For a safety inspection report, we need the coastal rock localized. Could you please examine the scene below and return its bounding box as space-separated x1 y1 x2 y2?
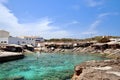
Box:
72 59 120 80
34 42 120 59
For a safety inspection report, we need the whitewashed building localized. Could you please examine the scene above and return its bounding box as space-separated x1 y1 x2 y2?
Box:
19 36 44 46
8 36 24 45
0 30 44 47
0 30 24 44
0 30 9 38
0 30 10 44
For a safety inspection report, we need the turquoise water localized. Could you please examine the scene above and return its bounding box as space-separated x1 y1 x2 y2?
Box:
0 53 107 80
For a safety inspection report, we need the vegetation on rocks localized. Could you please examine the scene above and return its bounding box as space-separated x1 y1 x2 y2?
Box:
97 37 110 43
45 38 79 42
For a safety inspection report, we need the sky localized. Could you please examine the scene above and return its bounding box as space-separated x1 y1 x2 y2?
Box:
0 0 120 39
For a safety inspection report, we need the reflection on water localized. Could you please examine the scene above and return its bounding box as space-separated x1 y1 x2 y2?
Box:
0 53 107 80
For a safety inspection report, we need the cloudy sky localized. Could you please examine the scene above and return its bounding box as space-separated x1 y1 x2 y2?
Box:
0 0 120 39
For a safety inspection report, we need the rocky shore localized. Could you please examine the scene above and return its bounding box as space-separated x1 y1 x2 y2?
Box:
39 46 120 59
37 42 120 80
30 41 119 60
0 52 24 63
0 44 25 63
72 59 120 80
1 42 120 80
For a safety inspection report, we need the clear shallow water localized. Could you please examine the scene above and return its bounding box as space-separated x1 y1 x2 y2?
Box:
0 53 107 80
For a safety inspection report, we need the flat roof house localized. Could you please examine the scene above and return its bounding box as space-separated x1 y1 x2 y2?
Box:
0 30 44 47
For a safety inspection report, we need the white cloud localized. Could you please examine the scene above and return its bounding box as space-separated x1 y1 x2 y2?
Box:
71 21 80 24
62 20 80 28
0 3 70 39
21 18 70 38
90 20 101 30
0 3 27 35
82 20 100 35
82 12 119 36
98 13 111 18
98 12 119 18
85 0 105 7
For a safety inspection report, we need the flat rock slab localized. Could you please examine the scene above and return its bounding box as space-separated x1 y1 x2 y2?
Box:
0 52 24 63
72 59 120 80
0 52 23 57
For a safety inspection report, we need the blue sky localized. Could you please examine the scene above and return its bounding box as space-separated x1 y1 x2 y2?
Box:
0 0 120 39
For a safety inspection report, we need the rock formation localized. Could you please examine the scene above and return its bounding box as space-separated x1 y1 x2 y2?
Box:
72 59 120 80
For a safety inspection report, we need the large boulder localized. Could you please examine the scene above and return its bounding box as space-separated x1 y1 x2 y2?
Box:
72 59 120 80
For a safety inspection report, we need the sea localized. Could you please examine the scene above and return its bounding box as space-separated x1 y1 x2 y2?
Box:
0 53 107 80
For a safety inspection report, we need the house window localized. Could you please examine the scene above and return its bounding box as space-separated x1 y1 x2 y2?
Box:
18 41 20 45
22 41 25 44
0 41 7 43
4 41 7 43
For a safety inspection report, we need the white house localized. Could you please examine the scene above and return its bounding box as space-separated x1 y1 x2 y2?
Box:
8 36 24 45
19 36 44 46
0 30 44 47
0 30 9 44
0 30 9 38
0 30 23 44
